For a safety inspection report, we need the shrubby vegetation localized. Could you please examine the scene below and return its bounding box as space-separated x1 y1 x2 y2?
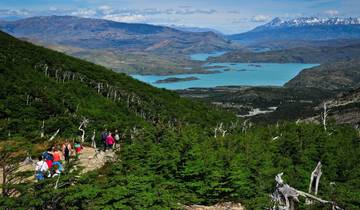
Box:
1 123 359 209
0 32 359 209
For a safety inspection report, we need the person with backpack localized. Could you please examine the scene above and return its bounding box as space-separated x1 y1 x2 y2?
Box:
106 132 115 150
35 155 49 181
62 140 72 163
114 129 120 149
100 128 108 151
42 148 54 169
74 141 83 160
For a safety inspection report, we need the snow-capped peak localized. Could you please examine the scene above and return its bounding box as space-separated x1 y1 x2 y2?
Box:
255 17 360 31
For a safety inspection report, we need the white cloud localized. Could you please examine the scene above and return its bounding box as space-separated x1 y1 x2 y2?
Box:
324 10 339 16
251 15 271 22
0 9 30 17
98 5 113 15
71 9 97 17
103 14 146 23
49 7 58 11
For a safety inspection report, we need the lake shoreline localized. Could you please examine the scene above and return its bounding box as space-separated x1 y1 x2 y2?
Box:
131 51 319 90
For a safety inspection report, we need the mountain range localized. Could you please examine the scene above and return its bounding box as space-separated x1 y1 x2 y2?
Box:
0 15 233 54
228 17 360 44
0 15 239 75
168 25 223 35
255 17 360 30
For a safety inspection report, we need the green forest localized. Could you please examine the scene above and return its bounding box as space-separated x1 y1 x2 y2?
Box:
0 31 359 209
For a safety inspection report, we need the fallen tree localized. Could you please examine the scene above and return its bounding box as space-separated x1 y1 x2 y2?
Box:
271 169 343 210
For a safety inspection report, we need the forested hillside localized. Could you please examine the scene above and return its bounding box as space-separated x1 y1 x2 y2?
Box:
285 59 360 90
0 31 359 209
0 30 234 139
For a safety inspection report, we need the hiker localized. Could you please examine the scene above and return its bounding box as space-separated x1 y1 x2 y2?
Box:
106 132 115 150
53 147 62 163
42 148 54 169
114 129 120 149
35 155 49 181
51 161 64 177
100 128 108 151
74 141 83 160
62 140 72 163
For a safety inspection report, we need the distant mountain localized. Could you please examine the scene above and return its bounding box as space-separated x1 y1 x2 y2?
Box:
169 25 223 35
285 59 360 90
209 44 360 63
255 17 360 30
228 17 360 44
0 15 233 54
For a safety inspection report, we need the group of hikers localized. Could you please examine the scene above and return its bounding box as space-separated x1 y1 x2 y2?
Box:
34 128 121 181
100 129 121 151
35 140 83 181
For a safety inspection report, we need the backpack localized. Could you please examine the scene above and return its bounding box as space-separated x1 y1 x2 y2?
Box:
43 152 53 161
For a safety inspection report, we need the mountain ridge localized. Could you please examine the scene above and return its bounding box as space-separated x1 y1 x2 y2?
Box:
228 16 360 44
255 17 360 31
0 15 234 54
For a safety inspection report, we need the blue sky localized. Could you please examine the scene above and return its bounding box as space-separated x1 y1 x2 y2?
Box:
0 0 359 33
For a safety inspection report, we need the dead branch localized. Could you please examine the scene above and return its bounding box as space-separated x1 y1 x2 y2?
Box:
49 129 60 141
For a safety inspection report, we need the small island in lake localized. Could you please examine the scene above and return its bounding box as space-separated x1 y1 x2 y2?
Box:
155 76 199 84
248 64 262 67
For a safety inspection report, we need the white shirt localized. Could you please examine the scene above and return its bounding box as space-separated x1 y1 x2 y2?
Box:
35 160 49 172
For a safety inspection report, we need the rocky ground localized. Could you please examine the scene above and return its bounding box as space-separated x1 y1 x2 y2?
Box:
184 202 244 210
0 147 116 189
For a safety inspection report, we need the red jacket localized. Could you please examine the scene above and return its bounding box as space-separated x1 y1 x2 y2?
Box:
106 135 115 145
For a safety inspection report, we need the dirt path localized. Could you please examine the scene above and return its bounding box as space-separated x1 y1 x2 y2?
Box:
0 147 116 188
184 202 244 210
76 147 116 173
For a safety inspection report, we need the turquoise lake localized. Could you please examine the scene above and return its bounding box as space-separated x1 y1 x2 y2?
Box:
131 52 318 90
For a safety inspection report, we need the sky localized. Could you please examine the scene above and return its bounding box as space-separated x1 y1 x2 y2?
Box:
0 0 359 34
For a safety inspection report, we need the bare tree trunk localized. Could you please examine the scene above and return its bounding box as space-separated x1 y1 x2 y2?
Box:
78 118 89 143
271 172 342 210
26 94 30 106
308 162 322 195
322 103 330 131
49 129 60 141
44 65 48 77
214 123 227 138
91 129 96 149
40 120 45 138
